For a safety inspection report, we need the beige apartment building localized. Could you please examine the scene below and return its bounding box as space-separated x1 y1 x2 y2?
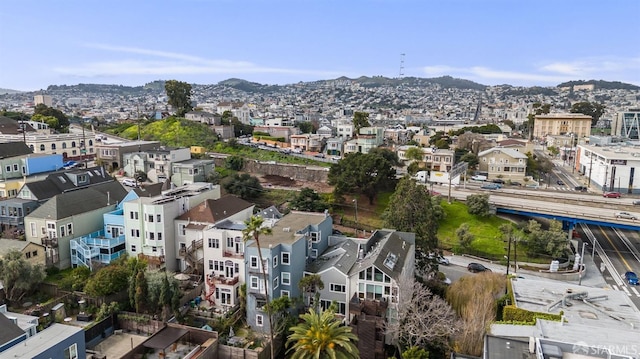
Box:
533 113 592 140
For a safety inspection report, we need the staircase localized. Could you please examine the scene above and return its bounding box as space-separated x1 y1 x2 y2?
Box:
181 239 203 274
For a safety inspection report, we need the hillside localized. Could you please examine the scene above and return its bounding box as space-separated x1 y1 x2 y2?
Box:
557 80 640 90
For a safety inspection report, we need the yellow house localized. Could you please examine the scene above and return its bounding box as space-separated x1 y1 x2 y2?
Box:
190 146 206 155
533 113 592 140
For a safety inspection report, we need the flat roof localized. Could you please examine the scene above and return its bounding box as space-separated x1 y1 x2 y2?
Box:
249 212 328 248
507 277 640 347
1 323 83 358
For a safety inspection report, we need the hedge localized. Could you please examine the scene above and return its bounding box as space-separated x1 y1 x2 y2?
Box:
502 305 563 324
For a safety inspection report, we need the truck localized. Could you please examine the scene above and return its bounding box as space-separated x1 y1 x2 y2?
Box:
413 171 429 183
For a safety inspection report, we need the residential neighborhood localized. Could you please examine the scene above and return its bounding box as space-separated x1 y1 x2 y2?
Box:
0 77 639 359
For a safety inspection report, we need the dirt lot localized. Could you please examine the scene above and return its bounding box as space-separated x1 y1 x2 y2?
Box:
257 174 333 193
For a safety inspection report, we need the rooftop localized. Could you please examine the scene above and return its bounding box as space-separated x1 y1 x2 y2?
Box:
1 323 83 358
248 211 328 248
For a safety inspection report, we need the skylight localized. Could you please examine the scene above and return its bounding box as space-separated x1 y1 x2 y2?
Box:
383 252 398 270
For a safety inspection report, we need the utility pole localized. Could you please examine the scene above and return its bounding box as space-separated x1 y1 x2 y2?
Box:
352 198 358 237
505 236 512 276
587 150 594 188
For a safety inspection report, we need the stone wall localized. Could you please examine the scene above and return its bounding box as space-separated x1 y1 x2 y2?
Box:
243 160 328 182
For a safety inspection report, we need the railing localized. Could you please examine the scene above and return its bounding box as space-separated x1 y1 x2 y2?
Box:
137 253 165 267
41 236 58 247
213 275 239 286
223 251 243 259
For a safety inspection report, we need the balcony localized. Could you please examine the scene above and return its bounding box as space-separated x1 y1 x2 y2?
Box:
223 251 243 259
212 275 239 286
41 236 58 247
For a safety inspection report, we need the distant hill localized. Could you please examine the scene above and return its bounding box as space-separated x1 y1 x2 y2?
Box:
557 80 640 90
47 83 146 94
328 75 487 90
0 88 22 95
217 78 284 93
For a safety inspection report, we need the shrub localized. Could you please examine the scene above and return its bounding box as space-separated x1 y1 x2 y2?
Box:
502 305 562 323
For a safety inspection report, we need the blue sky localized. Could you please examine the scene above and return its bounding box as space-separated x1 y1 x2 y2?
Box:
1 0 639 91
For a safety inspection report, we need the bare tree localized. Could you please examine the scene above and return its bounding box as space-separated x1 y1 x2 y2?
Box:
386 274 459 351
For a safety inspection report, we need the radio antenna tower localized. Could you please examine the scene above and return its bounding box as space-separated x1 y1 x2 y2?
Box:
399 53 405 79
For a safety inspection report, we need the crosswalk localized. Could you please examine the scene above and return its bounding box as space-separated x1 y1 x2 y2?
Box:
611 284 640 297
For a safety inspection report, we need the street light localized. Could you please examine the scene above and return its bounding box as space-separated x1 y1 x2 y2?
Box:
352 198 358 237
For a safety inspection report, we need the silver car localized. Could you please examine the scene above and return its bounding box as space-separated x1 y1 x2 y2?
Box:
615 211 637 220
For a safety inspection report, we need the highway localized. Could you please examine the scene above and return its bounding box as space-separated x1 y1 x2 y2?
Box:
581 224 640 307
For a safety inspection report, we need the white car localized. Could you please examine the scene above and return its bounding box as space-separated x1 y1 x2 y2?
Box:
122 178 138 187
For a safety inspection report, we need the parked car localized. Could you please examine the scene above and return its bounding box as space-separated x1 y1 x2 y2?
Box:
615 211 637 220
603 191 621 198
509 181 522 186
467 262 491 273
314 153 325 158
492 179 505 184
633 200 640 206
471 175 487 181
122 178 138 187
556 180 565 185
481 183 500 190
428 253 450 265
625 271 638 285
62 161 79 170
574 186 588 192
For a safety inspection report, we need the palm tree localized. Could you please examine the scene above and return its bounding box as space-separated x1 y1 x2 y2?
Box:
242 215 275 359
287 308 359 359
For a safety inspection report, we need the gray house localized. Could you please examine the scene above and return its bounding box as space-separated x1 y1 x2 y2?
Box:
171 158 215 186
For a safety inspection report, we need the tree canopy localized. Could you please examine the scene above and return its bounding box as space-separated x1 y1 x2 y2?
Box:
382 177 443 273
570 101 606 126
33 104 69 131
0 249 46 302
290 187 327 212
222 173 263 200
328 152 397 204
164 80 193 117
352 111 370 136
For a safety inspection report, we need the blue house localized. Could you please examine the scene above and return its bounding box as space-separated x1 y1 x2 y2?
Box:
245 211 332 332
70 190 140 270
1 323 86 359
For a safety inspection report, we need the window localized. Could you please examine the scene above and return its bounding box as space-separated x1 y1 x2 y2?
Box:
273 255 278 268
330 283 346 293
157 232 162 241
67 223 73 235
40 144 45 151
180 224 186 235
157 214 161 222
131 245 137 252
5 165 10 172
130 211 138 219
60 225 66 237
310 231 319 242
64 343 78 359
152 246 157 252
235 263 239 273
250 276 259 289
148 214 154 222
131 229 139 237
281 290 290 298
12 164 18 171
208 238 219 248
148 232 155 240
281 272 290 285
273 277 279 289
256 314 264 327
209 260 214 270
227 237 234 248
282 252 290 265
30 222 36 237
250 256 258 268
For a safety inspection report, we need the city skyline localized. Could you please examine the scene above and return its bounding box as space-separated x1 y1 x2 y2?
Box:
1 0 639 92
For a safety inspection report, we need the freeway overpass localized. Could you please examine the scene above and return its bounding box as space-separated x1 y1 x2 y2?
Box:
447 186 640 231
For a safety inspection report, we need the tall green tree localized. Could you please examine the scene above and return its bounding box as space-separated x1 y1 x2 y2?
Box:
404 146 424 170
223 173 263 199
242 216 275 359
570 101 606 126
33 104 69 131
296 121 315 134
352 111 370 136
456 223 474 249
164 80 193 117
287 308 359 359
466 194 490 216
0 249 46 302
84 264 130 297
381 177 443 273
298 274 324 313
328 152 397 204
290 188 327 212
134 270 148 314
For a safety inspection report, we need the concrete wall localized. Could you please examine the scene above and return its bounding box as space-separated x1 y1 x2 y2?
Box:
211 157 328 183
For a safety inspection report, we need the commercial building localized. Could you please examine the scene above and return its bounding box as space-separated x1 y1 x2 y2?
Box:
533 113 592 140
612 108 640 140
577 142 640 194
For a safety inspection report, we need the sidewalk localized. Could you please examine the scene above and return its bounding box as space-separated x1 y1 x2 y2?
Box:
444 250 609 289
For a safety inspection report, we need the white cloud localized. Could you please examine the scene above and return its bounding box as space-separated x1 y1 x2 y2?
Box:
55 43 343 79
421 56 640 86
